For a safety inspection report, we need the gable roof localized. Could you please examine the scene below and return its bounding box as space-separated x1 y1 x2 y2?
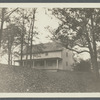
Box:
23 42 64 54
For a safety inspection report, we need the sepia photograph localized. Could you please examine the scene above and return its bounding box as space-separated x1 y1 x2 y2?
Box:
0 3 100 96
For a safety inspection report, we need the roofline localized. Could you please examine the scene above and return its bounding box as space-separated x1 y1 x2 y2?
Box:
14 57 62 62
23 49 63 55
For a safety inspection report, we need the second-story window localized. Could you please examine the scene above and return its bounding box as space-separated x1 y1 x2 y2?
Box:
66 52 68 57
66 62 68 66
45 52 48 56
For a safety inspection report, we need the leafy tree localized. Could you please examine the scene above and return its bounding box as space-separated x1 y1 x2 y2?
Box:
0 8 18 50
73 59 91 72
12 8 38 67
51 8 100 79
13 8 29 66
2 24 21 65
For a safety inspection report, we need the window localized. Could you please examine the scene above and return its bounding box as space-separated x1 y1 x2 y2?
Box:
47 60 55 66
40 61 44 66
66 62 68 66
37 54 41 57
48 62 52 66
66 52 68 57
33 54 41 57
45 52 48 56
33 54 37 57
34 61 37 66
34 61 44 66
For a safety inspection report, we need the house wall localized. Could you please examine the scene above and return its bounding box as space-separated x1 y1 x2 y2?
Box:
61 48 74 70
14 48 74 71
22 51 62 60
67 49 74 70
58 59 62 69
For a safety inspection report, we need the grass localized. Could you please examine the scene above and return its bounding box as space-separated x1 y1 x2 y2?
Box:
0 64 100 92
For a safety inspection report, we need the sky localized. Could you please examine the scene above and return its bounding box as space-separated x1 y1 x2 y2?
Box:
34 8 60 44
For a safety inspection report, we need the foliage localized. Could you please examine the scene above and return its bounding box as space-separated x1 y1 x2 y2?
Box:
51 8 100 51
2 24 22 65
1 8 38 65
73 60 91 72
0 8 18 48
51 8 100 78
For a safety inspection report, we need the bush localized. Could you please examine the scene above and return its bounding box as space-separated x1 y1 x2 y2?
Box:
73 60 91 72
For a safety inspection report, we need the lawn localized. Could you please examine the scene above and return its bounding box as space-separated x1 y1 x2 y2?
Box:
0 64 100 92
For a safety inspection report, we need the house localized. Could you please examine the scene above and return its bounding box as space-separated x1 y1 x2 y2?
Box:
14 42 74 71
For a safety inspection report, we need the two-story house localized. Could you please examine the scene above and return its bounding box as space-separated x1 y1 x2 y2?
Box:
14 42 74 71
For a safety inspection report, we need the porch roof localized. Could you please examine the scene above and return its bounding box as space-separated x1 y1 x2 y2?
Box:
15 57 62 62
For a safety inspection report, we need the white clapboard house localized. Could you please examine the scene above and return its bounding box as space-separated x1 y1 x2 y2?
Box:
14 42 74 71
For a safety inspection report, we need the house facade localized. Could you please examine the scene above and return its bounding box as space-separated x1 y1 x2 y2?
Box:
14 42 74 71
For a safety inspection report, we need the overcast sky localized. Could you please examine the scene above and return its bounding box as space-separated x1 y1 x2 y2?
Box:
23 8 60 44
34 8 60 43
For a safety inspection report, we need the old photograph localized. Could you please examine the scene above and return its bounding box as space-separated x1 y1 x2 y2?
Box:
0 3 100 94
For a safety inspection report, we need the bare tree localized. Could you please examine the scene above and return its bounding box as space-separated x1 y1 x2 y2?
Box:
30 8 37 67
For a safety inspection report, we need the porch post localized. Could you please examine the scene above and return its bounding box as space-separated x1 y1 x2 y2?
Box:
56 59 58 69
22 61 24 66
14 61 15 65
33 60 34 68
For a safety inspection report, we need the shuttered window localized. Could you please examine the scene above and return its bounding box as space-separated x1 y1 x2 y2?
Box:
66 62 68 66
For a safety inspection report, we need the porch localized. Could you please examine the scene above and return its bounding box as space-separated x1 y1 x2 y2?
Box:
15 58 62 70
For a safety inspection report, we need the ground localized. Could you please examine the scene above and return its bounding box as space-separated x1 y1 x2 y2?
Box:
0 64 100 92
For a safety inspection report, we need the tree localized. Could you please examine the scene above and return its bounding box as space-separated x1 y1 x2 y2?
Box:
0 8 5 49
2 24 21 65
51 8 100 79
13 8 29 66
0 8 18 50
0 8 39 66
22 8 38 67
29 8 37 67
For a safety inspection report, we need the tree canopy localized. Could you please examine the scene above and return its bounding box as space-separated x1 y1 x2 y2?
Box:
51 8 100 78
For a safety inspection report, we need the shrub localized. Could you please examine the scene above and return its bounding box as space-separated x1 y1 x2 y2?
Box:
73 60 91 72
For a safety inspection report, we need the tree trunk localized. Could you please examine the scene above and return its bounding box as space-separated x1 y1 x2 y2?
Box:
26 20 31 67
90 12 99 79
0 8 5 60
20 12 25 66
20 33 23 66
26 36 30 67
26 40 29 66
30 34 33 67
90 54 99 79
0 8 5 49
8 49 11 66
30 9 36 67
8 34 11 66
10 52 12 65
8 42 12 66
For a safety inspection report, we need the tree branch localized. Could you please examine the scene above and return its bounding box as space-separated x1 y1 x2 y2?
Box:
4 8 18 21
53 13 66 23
74 43 88 48
66 46 90 54
55 41 90 54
